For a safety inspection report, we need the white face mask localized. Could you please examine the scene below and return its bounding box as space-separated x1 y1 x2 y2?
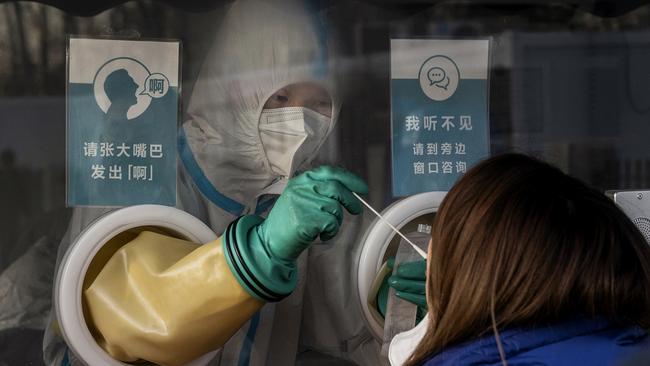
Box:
259 106 331 178
388 314 429 366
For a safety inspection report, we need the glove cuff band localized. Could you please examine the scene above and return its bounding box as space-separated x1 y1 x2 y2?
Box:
223 215 295 302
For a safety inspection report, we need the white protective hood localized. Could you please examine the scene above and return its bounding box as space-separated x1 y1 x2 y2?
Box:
182 0 340 210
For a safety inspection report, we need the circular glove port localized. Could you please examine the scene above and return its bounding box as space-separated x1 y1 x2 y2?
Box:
55 205 218 366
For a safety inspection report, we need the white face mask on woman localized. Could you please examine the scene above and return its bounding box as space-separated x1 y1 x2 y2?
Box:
259 106 331 178
389 314 429 366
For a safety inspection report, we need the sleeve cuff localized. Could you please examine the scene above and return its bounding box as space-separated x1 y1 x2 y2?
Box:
222 215 297 302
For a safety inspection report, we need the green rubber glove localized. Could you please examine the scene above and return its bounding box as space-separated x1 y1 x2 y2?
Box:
377 258 428 319
223 166 368 302
389 258 427 310
256 166 369 261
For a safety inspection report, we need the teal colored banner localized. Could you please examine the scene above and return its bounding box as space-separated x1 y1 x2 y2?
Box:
391 39 490 197
67 38 179 206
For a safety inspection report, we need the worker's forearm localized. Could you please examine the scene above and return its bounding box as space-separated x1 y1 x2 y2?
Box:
83 231 263 366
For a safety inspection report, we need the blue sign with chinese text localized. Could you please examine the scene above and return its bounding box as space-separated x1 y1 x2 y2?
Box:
67 38 180 206
391 39 490 196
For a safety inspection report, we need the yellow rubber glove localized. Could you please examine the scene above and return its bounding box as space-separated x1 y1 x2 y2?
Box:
83 231 262 366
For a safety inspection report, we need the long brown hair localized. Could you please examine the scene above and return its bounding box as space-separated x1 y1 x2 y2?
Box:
406 153 650 366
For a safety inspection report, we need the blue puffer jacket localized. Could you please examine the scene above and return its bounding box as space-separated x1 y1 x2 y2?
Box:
423 318 650 365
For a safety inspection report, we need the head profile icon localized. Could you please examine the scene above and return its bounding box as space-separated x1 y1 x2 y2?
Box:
104 68 139 121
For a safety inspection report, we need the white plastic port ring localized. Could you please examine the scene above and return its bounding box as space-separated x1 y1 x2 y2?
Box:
355 192 446 341
54 205 219 366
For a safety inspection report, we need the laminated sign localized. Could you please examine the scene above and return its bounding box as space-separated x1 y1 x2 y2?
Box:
67 37 180 206
391 39 490 196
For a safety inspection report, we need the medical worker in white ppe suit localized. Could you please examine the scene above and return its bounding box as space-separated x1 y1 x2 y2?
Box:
41 0 383 365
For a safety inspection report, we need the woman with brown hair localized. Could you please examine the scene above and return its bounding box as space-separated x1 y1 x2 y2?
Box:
390 153 650 366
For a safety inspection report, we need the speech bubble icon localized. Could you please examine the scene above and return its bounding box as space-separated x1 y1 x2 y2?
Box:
435 76 450 90
427 67 446 86
139 72 170 98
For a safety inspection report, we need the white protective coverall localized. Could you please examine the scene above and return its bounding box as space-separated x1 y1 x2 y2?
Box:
38 0 381 365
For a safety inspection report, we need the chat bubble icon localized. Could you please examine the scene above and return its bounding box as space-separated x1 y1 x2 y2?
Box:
427 67 446 86
435 75 450 90
418 55 459 101
140 72 170 98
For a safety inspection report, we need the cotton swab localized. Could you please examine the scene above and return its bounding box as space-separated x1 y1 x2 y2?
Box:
352 192 428 259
